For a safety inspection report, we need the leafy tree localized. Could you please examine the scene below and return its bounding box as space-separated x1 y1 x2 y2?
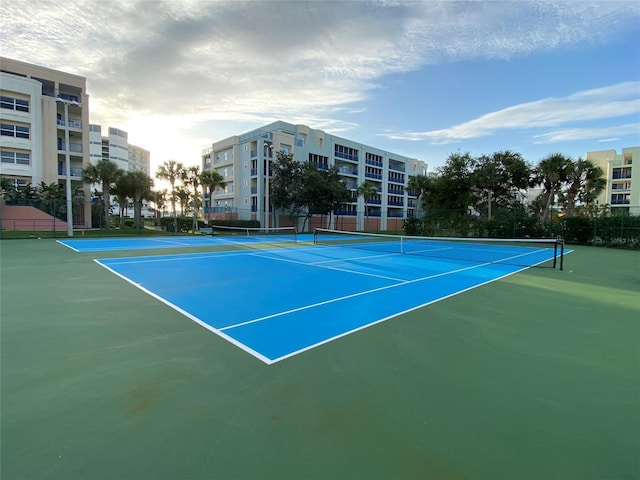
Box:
422 152 475 236
356 180 378 229
472 151 531 219
297 164 350 231
156 160 185 230
82 159 123 230
270 152 305 223
200 169 226 221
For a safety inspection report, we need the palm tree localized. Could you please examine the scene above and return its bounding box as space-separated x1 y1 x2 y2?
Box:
82 159 123 230
200 169 226 223
183 165 202 230
1 176 16 202
175 186 191 217
111 177 131 228
155 160 185 231
406 174 431 218
127 171 153 229
37 181 64 217
531 153 571 223
357 180 378 231
562 158 606 215
149 189 168 226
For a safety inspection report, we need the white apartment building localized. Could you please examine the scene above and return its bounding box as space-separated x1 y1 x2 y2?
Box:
0 57 91 227
201 121 427 231
89 124 151 175
587 146 640 215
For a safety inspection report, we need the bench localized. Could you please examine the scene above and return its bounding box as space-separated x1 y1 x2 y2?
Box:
199 227 213 235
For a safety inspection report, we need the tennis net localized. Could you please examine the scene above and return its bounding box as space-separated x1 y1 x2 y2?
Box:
314 229 564 269
209 224 297 243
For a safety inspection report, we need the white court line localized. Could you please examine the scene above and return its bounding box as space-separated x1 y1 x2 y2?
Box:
146 238 193 246
56 240 80 252
220 247 551 333
248 251 407 282
93 258 273 364
97 250 255 265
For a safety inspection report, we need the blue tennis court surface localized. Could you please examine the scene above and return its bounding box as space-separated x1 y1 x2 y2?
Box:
58 234 309 252
94 241 564 364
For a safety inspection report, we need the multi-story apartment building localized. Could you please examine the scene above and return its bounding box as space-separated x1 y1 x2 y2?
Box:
0 57 91 227
89 124 150 175
587 146 639 215
201 121 427 231
128 144 151 176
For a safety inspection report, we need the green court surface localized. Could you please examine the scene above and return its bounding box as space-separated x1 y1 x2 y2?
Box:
1 239 638 480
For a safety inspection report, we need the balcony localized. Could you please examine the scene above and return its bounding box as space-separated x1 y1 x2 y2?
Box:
338 166 358 176
365 172 382 180
58 166 83 177
58 141 84 154
388 175 405 184
310 161 329 170
389 163 405 172
387 210 405 218
335 151 359 162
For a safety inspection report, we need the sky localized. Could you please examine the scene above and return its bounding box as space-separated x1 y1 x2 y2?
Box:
2 0 639 176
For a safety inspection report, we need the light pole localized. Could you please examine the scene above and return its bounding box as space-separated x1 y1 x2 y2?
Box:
56 97 76 237
264 142 274 228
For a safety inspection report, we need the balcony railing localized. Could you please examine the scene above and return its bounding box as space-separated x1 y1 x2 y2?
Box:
335 151 359 162
335 210 357 216
338 166 358 176
365 172 382 180
365 159 383 167
58 141 84 153
58 166 83 177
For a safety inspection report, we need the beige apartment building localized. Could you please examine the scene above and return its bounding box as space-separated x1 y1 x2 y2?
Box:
587 146 640 215
1 57 91 227
202 121 427 231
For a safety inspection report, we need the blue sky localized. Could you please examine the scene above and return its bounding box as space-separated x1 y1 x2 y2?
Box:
1 0 639 175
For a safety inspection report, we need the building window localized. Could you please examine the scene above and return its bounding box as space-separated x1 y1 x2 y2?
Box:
0 123 29 139
1 150 30 165
0 96 29 113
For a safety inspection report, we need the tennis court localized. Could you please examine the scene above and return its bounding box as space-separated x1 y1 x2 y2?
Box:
91 231 566 364
1 234 638 480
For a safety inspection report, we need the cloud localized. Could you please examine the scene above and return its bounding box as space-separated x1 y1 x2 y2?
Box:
378 82 640 144
2 0 638 127
532 123 640 143
1 0 638 168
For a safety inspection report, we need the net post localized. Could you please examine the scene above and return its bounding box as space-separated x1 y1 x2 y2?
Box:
559 238 564 271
